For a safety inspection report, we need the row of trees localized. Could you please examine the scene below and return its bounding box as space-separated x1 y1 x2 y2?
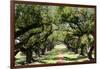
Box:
62 7 95 61
15 4 95 64
15 4 55 63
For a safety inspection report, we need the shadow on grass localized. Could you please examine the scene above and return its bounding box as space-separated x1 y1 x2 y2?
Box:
15 58 20 60
16 61 25 65
64 56 87 61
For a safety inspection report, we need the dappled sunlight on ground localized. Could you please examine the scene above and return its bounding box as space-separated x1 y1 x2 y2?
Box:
15 43 89 65
39 44 89 64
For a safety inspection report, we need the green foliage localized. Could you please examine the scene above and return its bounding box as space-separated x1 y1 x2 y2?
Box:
15 4 95 64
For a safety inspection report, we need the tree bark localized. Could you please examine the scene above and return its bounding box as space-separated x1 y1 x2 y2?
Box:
88 45 94 62
80 44 85 56
15 23 42 38
26 48 32 63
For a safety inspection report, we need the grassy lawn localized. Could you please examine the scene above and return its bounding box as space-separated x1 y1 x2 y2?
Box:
15 44 89 65
39 44 89 64
15 52 26 65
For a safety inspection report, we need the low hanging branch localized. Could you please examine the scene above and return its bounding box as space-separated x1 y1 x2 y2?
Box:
15 30 42 55
15 23 42 38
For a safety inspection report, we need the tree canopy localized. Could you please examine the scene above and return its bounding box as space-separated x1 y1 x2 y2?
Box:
15 4 96 65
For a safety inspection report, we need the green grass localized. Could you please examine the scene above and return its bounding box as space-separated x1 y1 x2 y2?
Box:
40 44 88 64
15 44 89 65
15 52 26 65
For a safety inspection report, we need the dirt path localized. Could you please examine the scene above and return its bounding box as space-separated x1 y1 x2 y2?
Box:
41 44 88 64
55 44 67 63
15 44 89 65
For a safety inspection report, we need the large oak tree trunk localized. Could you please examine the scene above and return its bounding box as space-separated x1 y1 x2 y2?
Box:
41 46 46 55
88 45 95 62
80 44 85 56
26 48 32 63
